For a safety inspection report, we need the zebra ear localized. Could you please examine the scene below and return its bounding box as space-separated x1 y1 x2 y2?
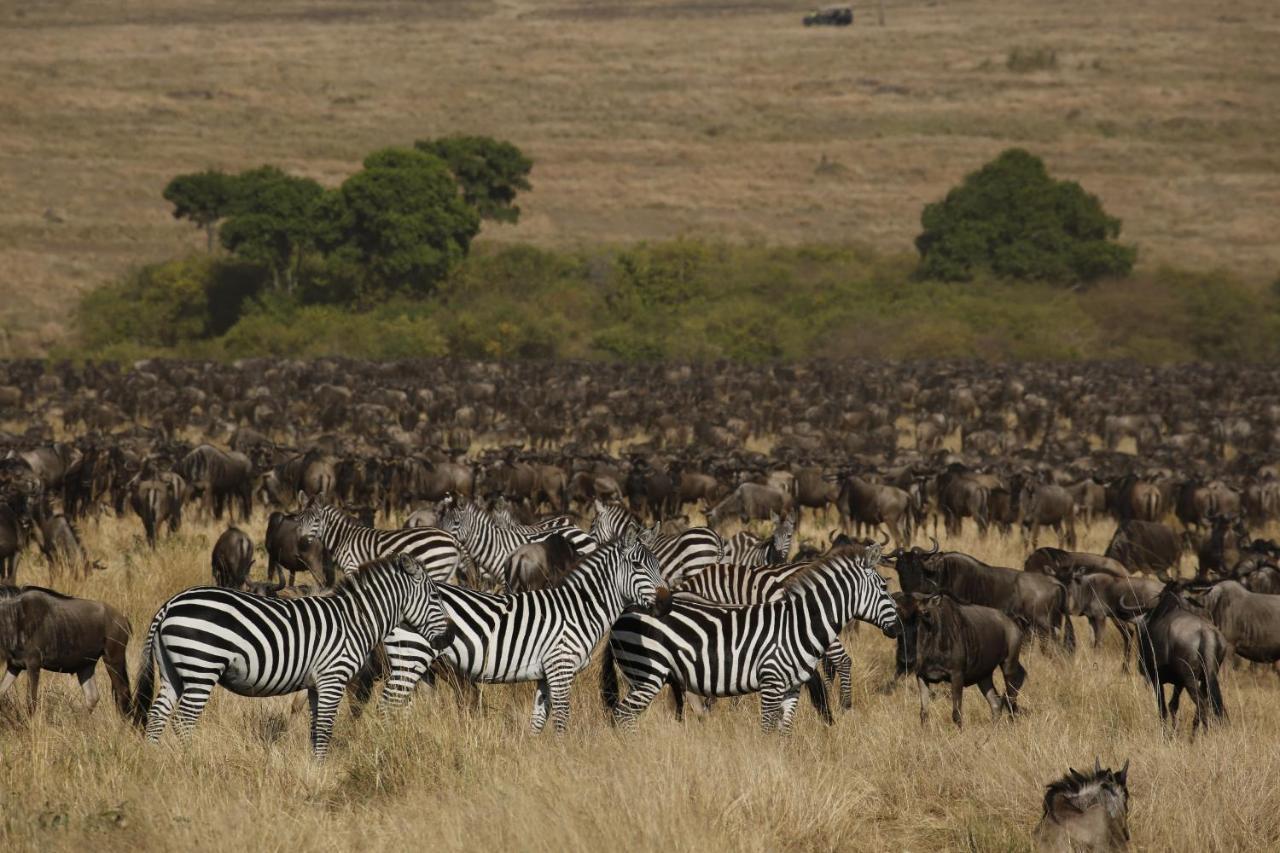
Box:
396 553 425 580
621 526 640 549
864 543 883 565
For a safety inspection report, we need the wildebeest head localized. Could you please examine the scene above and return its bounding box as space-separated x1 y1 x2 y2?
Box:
886 537 940 594
1038 759 1131 850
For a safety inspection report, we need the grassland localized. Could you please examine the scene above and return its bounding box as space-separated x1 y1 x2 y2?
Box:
3 0 1280 355
3 503 1280 852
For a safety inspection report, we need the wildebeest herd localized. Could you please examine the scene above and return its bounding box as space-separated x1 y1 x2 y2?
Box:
5 357 1280 849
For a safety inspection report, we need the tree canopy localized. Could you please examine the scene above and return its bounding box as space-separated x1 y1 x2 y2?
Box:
415 135 532 224
915 148 1136 285
218 166 325 290
162 170 239 251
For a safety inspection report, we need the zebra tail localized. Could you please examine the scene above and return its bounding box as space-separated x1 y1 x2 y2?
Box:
131 606 165 729
600 642 620 713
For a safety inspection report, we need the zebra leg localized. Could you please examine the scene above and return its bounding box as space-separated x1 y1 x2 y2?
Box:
613 673 664 730
145 677 180 743
530 678 551 734
759 683 784 733
777 685 803 735
825 643 853 711
172 680 216 741
310 678 346 760
546 664 575 734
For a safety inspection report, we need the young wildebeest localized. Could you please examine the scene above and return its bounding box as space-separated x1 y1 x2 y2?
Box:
1130 583 1226 735
211 526 255 589
0 586 132 716
1188 580 1280 667
913 593 1027 728
504 533 581 593
1033 759 1131 852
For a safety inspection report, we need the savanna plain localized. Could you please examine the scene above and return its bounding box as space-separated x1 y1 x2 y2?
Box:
2 503 1279 852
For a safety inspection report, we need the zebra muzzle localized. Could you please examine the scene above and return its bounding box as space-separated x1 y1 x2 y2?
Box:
650 587 674 618
429 620 457 651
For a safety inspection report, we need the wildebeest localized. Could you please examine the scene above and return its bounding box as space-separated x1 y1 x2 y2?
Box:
1025 547 1128 583
130 478 179 549
0 503 28 584
0 586 132 716
177 444 254 521
705 482 793 526
1033 760 1130 852
211 527 255 589
912 593 1027 728
1019 478 1077 548
1068 573 1163 667
33 510 96 577
836 474 913 545
935 465 990 537
1196 513 1249 580
1130 583 1226 734
265 510 332 588
1105 521 1180 579
504 533 581 593
1188 580 1280 666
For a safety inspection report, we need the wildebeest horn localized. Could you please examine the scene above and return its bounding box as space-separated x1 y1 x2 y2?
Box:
926 536 940 556
877 530 891 547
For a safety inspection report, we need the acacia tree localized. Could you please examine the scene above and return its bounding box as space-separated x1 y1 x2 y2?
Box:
915 148 1136 285
415 135 532 224
218 166 324 291
162 170 238 252
314 148 480 297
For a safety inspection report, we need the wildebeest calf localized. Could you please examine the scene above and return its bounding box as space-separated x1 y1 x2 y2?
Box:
0 585 132 716
1033 759 1130 851
912 593 1027 727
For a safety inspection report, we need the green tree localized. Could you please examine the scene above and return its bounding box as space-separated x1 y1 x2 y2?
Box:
219 166 324 291
162 170 238 252
915 148 1136 285
415 135 532 224
315 148 480 297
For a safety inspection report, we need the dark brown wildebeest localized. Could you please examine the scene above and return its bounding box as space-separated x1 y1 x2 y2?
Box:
705 482 793 527
265 510 332 588
211 526 255 589
1033 760 1131 852
1025 547 1129 583
503 533 581 593
1129 583 1226 735
935 465 989 537
898 548 1073 651
130 478 177 549
836 475 913 546
1196 514 1249 580
0 504 26 584
1019 478 1077 548
1068 478 1108 527
0 586 132 716
34 511 97 578
176 444 254 522
1068 573 1163 668
913 593 1027 728
1105 521 1180 579
1188 580 1280 666
1106 474 1164 523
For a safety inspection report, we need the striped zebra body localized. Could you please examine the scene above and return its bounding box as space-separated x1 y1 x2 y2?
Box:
724 514 796 568
298 500 464 583
440 497 597 588
601 547 899 733
379 536 669 733
132 554 452 758
590 501 722 584
677 560 858 710
490 499 577 535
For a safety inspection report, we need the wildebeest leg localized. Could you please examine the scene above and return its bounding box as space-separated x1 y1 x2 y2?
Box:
1119 621 1134 672
949 675 965 728
77 667 100 713
1089 615 1106 648
979 675 1001 722
0 665 18 701
24 665 42 716
917 676 932 725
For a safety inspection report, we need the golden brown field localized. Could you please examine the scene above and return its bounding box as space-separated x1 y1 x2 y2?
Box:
2 0 1279 354
4 504 1280 852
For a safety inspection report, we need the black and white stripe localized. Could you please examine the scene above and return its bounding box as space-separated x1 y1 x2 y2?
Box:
601 546 900 733
296 498 464 583
132 553 453 758
439 496 597 587
589 500 723 585
723 513 796 567
378 534 669 733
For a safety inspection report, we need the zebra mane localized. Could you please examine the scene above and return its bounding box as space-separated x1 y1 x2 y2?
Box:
781 546 883 597
330 553 417 597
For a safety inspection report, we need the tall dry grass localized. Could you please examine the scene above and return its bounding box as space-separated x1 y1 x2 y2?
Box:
3 506 1280 851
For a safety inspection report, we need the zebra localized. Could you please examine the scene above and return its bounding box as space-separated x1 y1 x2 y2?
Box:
600 546 900 734
132 553 453 759
295 496 465 583
489 496 575 534
589 500 723 585
372 533 670 734
437 495 597 588
678 559 859 711
723 512 796 567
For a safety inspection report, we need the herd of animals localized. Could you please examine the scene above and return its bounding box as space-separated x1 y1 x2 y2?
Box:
6 357 1280 849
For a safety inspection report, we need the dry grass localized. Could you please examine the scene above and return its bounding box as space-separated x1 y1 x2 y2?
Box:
2 0 1279 354
4 507 1280 851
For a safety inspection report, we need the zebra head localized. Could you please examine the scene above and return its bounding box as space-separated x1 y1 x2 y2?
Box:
619 533 671 617
772 512 796 561
589 500 638 544
853 544 901 639
295 492 327 549
393 554 455 651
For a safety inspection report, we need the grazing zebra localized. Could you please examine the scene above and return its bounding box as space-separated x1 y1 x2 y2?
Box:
132 554 453 759
589 500 723 584
679 559 858 711
374 534 670 734
438 495 597 588
601 546 900 733
294 496 464 583
724 512 797 567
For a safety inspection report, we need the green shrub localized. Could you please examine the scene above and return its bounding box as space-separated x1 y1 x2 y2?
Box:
916 148 1136 285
